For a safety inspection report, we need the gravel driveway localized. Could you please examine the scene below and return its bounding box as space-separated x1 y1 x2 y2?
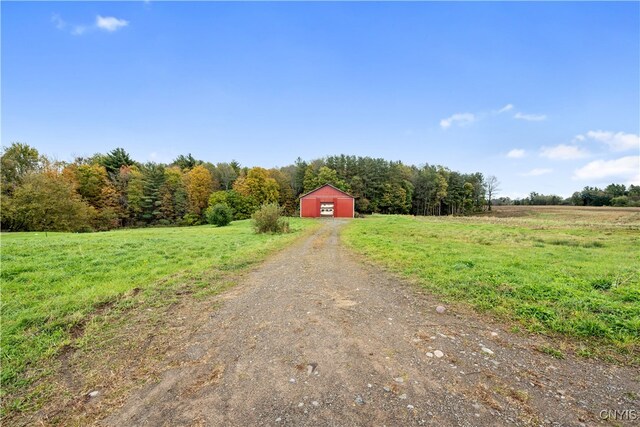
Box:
104 220 639 426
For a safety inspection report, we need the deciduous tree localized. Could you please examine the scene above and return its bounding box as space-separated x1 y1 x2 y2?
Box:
185 165 214 218
1 142 41 194
3 170 94 232
233 167 279 206
485 175 500 211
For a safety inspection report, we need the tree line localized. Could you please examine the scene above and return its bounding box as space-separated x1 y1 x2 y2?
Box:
3 143 635 232
1 144 495 232
493 184 640 207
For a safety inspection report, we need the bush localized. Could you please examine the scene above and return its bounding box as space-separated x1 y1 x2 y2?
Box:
252 203 289 234
1 172 95 232
207 190 257 220
181 213 201 226
92 207 120 231
206 203 233 227
610 196 629 207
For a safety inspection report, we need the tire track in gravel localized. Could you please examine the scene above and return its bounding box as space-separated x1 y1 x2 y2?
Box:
104 220 639 426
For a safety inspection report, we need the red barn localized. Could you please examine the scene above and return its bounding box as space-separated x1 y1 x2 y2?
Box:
299 184 355 218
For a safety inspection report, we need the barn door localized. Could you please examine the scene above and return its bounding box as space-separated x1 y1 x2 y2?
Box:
320 202 334 217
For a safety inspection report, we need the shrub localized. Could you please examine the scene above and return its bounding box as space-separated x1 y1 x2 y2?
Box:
181 213 201 226
610 196 629 207
2 171 94 232
92 207 120 231
206 203 233 227
207 190 257 220
252 203 289 234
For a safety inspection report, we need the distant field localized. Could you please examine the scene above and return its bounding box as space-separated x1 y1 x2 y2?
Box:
342 206 640 359
486 205 640 223
1 219 318 402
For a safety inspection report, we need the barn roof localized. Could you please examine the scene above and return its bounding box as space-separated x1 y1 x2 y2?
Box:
299 183 354 199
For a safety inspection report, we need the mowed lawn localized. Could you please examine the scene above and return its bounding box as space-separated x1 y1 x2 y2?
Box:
1 219 318 396
342 209 640 357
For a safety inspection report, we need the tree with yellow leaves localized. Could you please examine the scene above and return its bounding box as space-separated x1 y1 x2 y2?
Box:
232 167 279 207
184 165 214 218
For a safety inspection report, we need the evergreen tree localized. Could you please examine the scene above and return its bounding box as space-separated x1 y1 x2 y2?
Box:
100 148 135 175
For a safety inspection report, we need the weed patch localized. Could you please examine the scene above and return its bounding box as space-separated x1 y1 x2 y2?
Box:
537 346 565 359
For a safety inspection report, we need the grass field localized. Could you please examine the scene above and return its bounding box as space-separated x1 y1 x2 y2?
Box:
342 207 640 360
1 218 318 404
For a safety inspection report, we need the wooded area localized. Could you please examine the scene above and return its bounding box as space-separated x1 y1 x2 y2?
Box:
494 185 640 207
1 143 637 232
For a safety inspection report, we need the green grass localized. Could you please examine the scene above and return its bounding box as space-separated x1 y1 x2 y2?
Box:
538 346 565 359
1 219 318 398
342 213 640 357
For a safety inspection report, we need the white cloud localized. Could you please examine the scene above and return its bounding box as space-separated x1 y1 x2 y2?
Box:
498 104 514 114
51 13 66 30
96 15 129 32
578 130 640 152
52 14 128 35
440 104 547 128
440 113 475 129
71 25 87 36
520 168 552 176
514 112 547 121
51 14 84 35
506 149 526 159
540 144 590 160
573 156 640 181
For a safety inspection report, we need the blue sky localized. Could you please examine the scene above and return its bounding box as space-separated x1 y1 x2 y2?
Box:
2 1 639 198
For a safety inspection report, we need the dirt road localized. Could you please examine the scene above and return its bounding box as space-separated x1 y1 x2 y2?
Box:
104 221 639 426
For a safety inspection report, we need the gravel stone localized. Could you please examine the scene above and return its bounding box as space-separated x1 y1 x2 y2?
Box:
481 347 494 355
